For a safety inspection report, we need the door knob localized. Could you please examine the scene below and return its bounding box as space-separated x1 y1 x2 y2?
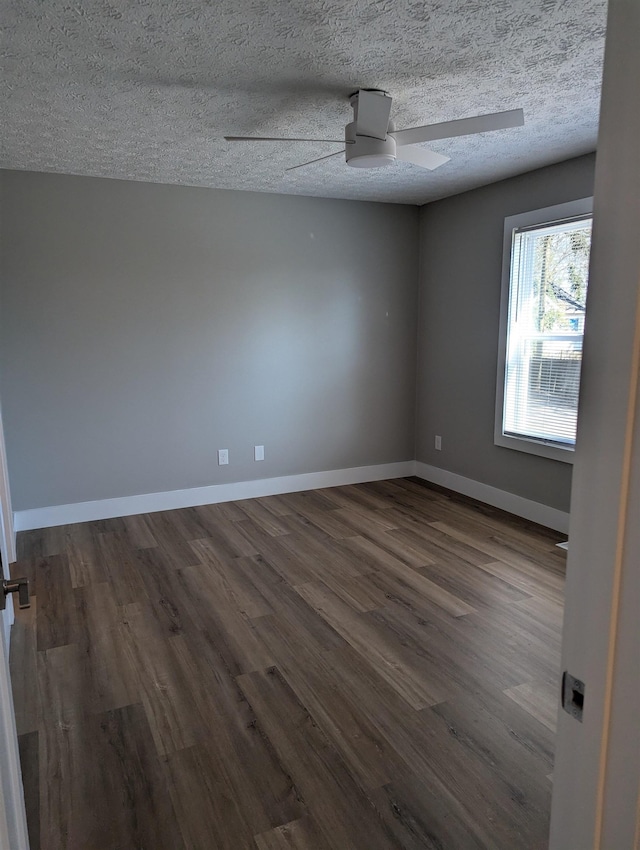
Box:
1 577 30 610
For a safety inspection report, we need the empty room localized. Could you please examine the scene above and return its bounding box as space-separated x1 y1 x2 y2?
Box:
1 1 639 849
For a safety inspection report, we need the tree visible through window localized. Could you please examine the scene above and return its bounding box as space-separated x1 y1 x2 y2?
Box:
496 200 593 460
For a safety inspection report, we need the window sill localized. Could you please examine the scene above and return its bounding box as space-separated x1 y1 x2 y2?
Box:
494 431 575 464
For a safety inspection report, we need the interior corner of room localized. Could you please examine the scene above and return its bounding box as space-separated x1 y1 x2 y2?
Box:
0 153 595 537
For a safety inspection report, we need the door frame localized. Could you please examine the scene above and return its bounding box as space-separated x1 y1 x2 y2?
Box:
0 403 17 649
0 403 16 594
0 404 28 846
0 622 30 849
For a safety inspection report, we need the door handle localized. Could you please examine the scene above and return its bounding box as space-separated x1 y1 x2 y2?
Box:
1 577 30 610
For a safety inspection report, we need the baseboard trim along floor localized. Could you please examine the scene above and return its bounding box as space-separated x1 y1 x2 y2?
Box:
13 460 570 534
12 462 415 531
414 462 570 534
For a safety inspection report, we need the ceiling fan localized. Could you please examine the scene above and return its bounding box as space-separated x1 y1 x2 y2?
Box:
225 89 524 172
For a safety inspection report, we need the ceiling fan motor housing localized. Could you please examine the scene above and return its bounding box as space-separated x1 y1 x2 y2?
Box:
345 121 396 168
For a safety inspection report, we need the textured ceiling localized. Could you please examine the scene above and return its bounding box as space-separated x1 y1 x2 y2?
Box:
1 0 607 205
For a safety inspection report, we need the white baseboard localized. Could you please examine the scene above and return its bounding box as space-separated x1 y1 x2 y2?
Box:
414 462 570 534
13 461 416 532
13 460 570 534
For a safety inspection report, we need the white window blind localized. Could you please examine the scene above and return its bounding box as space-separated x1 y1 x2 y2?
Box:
501 213 592 452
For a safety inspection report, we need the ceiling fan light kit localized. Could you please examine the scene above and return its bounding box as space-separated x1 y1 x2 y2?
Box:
225 88 524 174
345 119 397 168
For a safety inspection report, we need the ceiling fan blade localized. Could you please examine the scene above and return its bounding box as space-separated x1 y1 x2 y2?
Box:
286 150 344 171
355 90 393 140
392 108 524 147
395 146 450 171
225 136 345 143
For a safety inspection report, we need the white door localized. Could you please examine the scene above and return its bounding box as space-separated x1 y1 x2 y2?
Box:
0 404 30 849
0 619 30 850
549 0 640 846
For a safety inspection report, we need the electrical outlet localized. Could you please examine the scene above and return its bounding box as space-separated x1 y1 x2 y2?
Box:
435 435 442 451
254 445 265 461
218 449 229 466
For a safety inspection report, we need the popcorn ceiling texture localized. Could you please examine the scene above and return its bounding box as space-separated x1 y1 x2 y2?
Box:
1 0 606 204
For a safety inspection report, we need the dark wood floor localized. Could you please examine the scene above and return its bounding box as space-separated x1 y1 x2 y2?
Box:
9 478 565 850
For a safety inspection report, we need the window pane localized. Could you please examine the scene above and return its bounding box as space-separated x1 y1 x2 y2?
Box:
503 216 591 448
504 336 582 445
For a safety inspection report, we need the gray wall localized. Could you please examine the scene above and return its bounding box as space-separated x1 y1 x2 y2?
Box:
415 154 596 512
0 171 419 511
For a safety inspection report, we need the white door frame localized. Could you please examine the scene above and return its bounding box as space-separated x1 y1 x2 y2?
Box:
549 0 640 846
0 404 29 846
0 404 16 598
0 623 30 850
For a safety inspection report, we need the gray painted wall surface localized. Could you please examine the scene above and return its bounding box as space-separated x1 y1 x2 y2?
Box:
0 171 419 510
415 154 596 513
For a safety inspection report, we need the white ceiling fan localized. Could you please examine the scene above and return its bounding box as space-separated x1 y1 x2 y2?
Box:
225 89 524 172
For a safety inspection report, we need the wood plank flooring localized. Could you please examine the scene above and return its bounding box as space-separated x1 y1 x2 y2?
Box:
9 478 566 850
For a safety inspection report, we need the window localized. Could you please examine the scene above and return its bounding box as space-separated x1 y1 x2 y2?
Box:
495 198 593 462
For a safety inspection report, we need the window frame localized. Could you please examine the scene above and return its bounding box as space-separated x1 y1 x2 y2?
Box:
494 197 593 463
